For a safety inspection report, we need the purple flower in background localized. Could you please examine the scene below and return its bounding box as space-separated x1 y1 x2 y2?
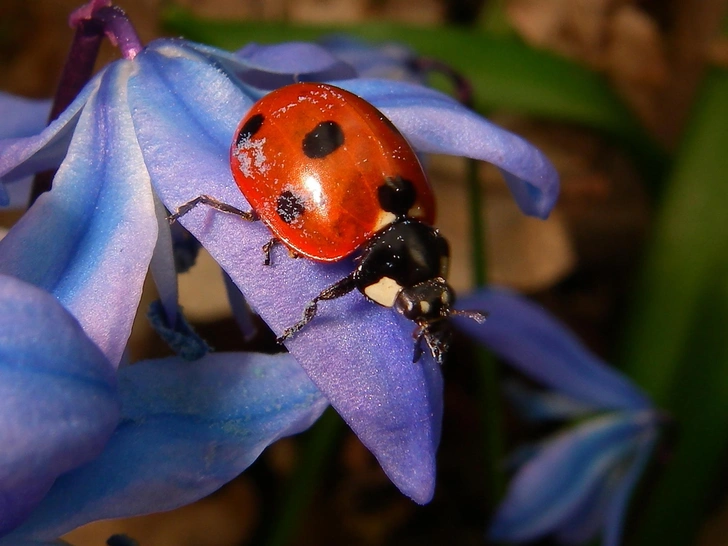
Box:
456 288 661 546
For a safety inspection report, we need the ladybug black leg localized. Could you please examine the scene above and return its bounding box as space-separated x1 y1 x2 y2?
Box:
262 239 300 266
412 320 451 366
261 238 278 266
412 326 426 363
277 274 357 344
168 195 259 224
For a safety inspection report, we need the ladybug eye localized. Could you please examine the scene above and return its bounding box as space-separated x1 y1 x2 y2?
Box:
377 176 417 217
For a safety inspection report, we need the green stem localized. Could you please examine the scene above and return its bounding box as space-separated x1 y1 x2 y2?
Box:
466 159 506 502
264 408 342 546
474 346 506 502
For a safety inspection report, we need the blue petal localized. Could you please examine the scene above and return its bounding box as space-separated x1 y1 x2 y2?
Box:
335 79 559 219
0 92 51 207
129 42 442 504
504 381 599 421
223 270 259 341
5 353 327 543
488 414 646 542
236 41 354 74
456 288 651 411
0 93 50 140
319 36 423 83
553 419 657 546
0 74 101 186
601 432 657 546
552 465 615 544
2 176 31 210
0 91 65 207
234 42 358 87
0 275 118 536
0 62 157 368
149 193 179 326
174 40 356 95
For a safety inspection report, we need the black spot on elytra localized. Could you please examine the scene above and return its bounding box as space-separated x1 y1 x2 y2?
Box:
377 176 417 217
236 113 265 146
276 191 306 224
302 121 344 158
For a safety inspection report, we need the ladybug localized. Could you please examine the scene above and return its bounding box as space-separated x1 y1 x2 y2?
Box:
170 82 486 365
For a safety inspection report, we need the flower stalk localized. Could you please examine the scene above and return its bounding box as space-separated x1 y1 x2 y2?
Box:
466 157 507 503
30 2 142 204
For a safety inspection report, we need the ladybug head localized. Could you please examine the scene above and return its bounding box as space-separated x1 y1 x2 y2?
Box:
394 278 488 365
393 277 455 323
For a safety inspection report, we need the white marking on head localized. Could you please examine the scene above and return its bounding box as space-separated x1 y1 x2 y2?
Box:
363 276 402 307
420 301 431 314
440 289 451 305
373 211 397 232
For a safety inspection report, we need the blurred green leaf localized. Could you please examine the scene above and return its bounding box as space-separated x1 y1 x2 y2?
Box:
633 269 728 546
163 7 665 182
621 64 728 545
621 67 728 404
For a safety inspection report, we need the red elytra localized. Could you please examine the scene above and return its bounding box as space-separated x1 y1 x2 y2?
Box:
229 82 436 262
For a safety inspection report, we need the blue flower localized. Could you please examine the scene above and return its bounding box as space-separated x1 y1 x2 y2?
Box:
456 288 661 546
3 352 327 544
0 88 328 539
318 35 425 83
0 128 327 546
0 35 558 518
0 46 324 543
0 274 118 537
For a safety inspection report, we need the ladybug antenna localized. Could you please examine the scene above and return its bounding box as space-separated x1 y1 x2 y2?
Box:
450 309 488 323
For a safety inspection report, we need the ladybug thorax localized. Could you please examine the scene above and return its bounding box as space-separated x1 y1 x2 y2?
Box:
355 219 451 312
